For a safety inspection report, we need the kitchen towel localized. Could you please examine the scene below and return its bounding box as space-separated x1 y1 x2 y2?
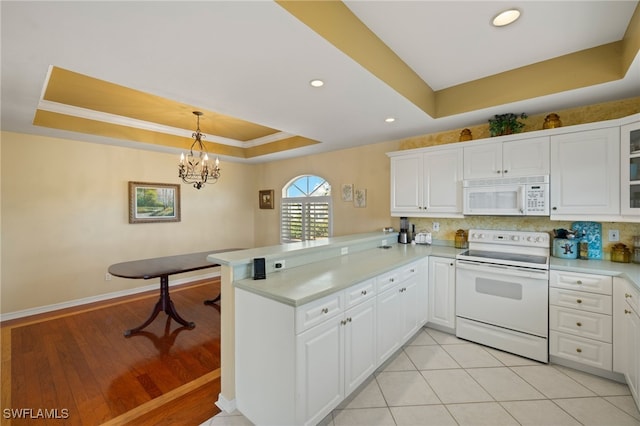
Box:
571 221 603 259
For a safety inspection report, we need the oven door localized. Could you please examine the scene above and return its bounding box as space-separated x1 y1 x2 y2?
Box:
463 184 525 215
456 260 549 337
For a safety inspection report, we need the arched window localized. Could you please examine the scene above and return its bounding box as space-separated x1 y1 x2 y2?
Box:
281 175 332 243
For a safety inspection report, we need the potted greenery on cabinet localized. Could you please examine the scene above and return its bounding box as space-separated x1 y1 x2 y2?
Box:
489 113 528 136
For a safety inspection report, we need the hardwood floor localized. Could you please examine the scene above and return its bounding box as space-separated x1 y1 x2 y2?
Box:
1 279 223 425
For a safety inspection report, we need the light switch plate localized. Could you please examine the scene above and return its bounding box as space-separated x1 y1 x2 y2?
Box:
608 230 619 242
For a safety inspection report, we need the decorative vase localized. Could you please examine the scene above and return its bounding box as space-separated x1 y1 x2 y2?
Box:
543 113 562 129
459 128 472 141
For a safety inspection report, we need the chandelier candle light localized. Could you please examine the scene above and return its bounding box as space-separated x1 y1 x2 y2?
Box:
178 111 221 189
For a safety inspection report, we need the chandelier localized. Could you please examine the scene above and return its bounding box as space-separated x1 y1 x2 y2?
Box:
178 111 221 189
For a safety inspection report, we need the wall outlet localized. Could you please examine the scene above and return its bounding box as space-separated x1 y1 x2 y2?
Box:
105 272 112 281
341 247 349 255
274 260 285 270
432 222 440 232
608 230 620 242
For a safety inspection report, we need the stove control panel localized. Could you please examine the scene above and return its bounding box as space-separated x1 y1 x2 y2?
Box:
468 229 549 248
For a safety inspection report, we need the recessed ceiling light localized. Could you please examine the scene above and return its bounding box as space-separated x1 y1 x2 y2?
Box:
492 9 521 27
385 117 396 123
309 79 324 87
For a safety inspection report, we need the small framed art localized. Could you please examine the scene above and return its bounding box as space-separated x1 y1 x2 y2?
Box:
259 189 274 209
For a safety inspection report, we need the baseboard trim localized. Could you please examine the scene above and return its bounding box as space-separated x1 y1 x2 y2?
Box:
215 393 236 413
0 271 220 322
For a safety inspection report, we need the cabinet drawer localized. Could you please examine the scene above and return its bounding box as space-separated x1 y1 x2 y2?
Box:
550 331 612 370
345 278 376 308
550 270 612 295
549 287 612 315
377 269 402 293
296 292 344 334
549 306 612 342
400 261 421 282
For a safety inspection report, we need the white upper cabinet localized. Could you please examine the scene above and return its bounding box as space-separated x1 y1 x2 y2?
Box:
423 148 463 214
389 147 463 217
550 127 620 217
621 119 640 216
390 153 423 214
463 137 549 179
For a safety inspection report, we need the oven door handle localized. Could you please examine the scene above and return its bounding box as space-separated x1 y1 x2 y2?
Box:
456 260 549 279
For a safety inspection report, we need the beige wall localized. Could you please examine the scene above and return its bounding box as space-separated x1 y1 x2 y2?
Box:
253 140 401 247
1 132 256 314
3 97 640 315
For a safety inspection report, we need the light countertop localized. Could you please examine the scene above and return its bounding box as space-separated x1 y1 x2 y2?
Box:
234 243 460 307
214 236 640 307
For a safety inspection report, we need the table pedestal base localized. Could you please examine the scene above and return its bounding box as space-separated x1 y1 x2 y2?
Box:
124 275 195 337
203 293 221 306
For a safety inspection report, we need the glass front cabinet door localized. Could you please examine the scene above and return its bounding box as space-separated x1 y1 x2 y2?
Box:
622 120 640 216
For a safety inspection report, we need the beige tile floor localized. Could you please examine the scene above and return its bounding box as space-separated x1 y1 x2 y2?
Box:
203 326 640 426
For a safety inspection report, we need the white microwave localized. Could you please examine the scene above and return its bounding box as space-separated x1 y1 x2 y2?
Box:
463 175 549 216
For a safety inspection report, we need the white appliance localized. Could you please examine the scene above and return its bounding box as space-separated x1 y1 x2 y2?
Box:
463 175 549 216
456 229 550 362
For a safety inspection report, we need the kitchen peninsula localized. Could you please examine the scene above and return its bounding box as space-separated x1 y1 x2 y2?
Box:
207 232 640 425
206 232 459 423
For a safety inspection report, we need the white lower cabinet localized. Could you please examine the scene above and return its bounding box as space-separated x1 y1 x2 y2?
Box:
297 296 376 425
296 312 343 425
549 270 613 370
235 258 428 426
376 259 428 365
613 277 640 408
428 256 456 331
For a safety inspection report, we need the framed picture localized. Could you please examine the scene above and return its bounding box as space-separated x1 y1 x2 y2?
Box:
128 181 180 223
354 188 367 208
259 189 274 209
341 184 353 202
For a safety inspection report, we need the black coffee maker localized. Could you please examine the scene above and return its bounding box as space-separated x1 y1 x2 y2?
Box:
398 217 411 244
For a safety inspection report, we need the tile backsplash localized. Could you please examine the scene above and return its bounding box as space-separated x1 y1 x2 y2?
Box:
406 216 640 260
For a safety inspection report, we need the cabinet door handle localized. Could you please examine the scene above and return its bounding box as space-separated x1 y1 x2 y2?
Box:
410 268 415 273
340 319 346 325
625 293 633 298
576 322 582 327
321 308 329 314
496 170 501 174
361 290 367 295
626 309 633 314
576 299 583 304
576 280 583 285
576 348 583 353
552 206 558 211
503 169 508 174
347 317 352 323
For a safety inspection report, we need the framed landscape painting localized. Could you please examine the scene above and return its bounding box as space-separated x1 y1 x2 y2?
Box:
128 181 181 223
